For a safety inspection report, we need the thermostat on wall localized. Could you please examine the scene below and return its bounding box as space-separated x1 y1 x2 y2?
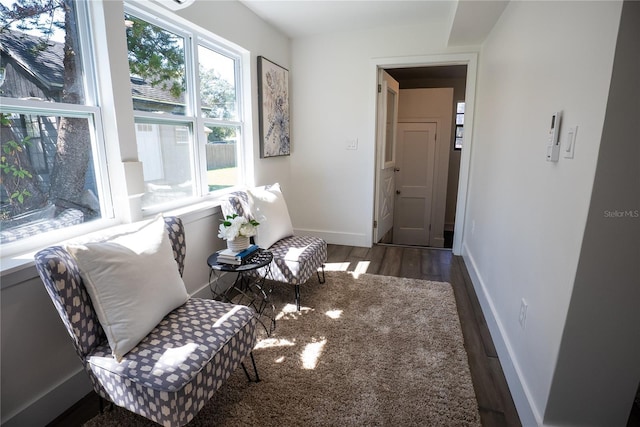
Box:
546 111 562 162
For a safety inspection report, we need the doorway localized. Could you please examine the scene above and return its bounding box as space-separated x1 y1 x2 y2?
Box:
372 55 475 255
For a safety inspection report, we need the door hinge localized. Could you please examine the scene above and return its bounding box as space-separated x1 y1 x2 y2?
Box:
373 220 378 228
378 84 382 93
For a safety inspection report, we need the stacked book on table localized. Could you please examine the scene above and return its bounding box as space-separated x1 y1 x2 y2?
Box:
216 244 259 265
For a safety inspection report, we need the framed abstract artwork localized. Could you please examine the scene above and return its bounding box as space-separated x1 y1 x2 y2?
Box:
258 56 290 157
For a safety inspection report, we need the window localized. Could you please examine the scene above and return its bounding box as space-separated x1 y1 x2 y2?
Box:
125 5 245 211
454 101 465 150
384 87 396 165
0 0 110 248
198 45 242 193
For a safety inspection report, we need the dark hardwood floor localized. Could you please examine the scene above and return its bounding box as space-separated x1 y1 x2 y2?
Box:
49 243 521 427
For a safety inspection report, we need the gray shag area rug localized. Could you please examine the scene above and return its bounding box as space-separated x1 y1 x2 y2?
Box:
85 271 481 426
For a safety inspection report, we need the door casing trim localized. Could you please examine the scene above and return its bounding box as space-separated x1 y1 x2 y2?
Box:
371 52 478 255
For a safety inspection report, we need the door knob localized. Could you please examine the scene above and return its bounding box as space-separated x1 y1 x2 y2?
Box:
396 190 401 195
394 168 400 172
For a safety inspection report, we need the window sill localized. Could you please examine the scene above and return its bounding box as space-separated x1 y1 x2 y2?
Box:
162 199 222 224
1 196 227 287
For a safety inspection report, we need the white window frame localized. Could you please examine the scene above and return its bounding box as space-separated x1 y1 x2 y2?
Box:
1 1 253 269
0 0 115 260
124 2 248 215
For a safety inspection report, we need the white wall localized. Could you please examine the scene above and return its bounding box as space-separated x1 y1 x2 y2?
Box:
0 1 291 425
288 22 471 246
543 2 640 424
462 1 623 425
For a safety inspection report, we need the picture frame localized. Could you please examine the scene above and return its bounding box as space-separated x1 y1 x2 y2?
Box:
258 56 290 158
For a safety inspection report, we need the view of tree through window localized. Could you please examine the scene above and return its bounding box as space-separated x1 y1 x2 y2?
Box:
126 13 186 115
126 7 243 209
0 0 104 246
199 45 237 121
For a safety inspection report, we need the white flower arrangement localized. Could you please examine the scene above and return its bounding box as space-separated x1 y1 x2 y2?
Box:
217 214 259 241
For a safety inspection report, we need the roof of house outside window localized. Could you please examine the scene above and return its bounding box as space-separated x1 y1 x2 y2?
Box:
0 30 182 111
0 30 64 92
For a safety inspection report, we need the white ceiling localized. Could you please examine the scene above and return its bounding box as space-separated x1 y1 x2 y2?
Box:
239 0 508 44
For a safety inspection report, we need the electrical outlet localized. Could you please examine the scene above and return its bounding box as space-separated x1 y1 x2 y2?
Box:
519 299 528 329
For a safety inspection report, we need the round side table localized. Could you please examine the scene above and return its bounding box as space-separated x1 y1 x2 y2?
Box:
207 249 275 334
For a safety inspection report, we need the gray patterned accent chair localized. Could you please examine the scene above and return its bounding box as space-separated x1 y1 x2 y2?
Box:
34 216 259 427
221 186 327 311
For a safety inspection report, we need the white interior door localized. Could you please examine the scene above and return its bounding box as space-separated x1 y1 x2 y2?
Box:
373 70 399 242
393 122 437 246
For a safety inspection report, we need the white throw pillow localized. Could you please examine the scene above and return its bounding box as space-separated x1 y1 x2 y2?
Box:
248 183 294 249
67 215 189 361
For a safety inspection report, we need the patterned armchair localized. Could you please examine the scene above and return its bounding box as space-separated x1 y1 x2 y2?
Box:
222 186 327 311
34 216 259 427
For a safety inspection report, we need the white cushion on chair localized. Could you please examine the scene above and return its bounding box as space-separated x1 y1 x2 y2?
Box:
248 183 294 249
66 215 189 361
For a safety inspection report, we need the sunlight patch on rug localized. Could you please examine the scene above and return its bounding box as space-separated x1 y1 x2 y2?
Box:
301 337 327 369
275 303 312 321
325 309 342 319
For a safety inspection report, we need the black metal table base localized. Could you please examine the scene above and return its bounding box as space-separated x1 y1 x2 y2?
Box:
208 250 276 336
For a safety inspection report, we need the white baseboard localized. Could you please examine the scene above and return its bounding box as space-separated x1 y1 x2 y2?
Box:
2 369 91 427
461 242 541 427
192 282 212 299
293 228 370 248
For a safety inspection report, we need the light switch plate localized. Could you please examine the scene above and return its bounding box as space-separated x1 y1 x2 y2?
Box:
564 126 577 159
